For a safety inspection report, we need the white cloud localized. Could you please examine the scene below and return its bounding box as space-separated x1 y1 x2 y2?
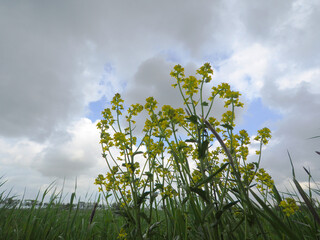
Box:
277 67 320 92
216 44 270 99
0 118 106 200
33 118 103 179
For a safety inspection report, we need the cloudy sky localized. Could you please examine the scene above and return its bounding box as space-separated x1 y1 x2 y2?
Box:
1 0 320 201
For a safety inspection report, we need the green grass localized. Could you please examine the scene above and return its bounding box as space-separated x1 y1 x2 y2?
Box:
1 176 320 240
0 178 127 240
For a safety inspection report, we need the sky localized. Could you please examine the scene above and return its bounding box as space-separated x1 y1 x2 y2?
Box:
0 0 320 201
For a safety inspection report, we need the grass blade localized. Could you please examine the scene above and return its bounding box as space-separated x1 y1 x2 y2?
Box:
250 189 301 240
293 178 320 226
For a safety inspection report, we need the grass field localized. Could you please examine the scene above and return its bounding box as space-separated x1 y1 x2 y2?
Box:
1 180 320 240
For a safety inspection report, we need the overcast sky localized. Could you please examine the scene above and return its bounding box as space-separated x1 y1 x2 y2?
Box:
1 0 320 201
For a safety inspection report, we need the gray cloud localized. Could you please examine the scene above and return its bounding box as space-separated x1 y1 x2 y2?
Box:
237 0 320 68
124 56 184 107
0 3 105 140
258 72 320 185
0 0 227 141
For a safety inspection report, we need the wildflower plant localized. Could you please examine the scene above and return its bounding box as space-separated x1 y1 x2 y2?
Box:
94 63 305 240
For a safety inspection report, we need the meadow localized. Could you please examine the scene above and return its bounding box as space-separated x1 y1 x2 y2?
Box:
1 63 320 240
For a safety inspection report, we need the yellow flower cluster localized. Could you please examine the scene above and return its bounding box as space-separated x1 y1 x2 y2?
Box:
113 132 131 152
209 83 243 108
99 108 115 128
145 97 158 114
161 105 186 126
254 127 272 145
126 103 143 124
99 132 114 152
156 165 172 179
170 64 185 81
191 169 203 186
125 162 140 174
182 76 201 96
95 171 119 192
196 63 213 83
111 93 124 115
171 63 214 99
117 228 128 240
143 136 165 158
279 198 299 216
160 185 178 198
221 111 235 128
234 130 250 160
239 163 256 185
256 168 274 193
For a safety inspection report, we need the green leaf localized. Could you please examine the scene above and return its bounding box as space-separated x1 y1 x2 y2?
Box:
190 187 210 203
198 139 209 159
182 196 189 205
186 115 198 124
189 198 203 225
221 123 233 130
131 151 144 157
272 184 282 204
307 135 320 139
185 138 197 143
137 191 151 207
195 163 229 188
144 171 153 179
201 101 209 106
287 151 296 178
143 221 163 239
155 183 164 190
215 201 239 220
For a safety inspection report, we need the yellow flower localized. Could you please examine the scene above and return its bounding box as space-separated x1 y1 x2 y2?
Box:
99 108 115 128
111 93 124 115
191 169 203 186
117 228 128 240
113 132 130 151
196 62 213 83
254 127 272 145
209 83 243 108
145 97 158 114
221 111 235 128
126 103 143 122
170 64 185 79
161 185 178 198
256 168 274 193
279 198 299 216
100 131 114 151
94 174 105 185
182 76 200 96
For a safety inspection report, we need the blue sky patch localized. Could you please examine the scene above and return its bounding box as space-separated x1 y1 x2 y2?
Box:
237 98 282 135
204 51 233 71
87 96 109 122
